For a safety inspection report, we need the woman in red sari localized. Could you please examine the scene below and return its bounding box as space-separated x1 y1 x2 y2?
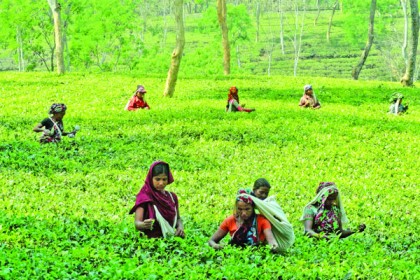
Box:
129 161 185 238
125 85 150 111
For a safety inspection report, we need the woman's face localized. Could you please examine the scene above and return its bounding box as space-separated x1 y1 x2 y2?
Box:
236 201 254 221
54 111 66 120
136 92 145 98
305 89 313 95
325 192 338 208
152 173 168 192
253 186 270 200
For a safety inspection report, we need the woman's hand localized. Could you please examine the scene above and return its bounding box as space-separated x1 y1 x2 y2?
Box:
270 243 279 253
209 228 228 250
211 243 225 250
135 219 155 230
175 226 185 238
43 129 51 136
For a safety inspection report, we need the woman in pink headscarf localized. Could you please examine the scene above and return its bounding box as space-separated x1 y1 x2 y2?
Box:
129 161 185 238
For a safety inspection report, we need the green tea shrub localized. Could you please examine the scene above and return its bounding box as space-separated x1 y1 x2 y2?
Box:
0 72 418 279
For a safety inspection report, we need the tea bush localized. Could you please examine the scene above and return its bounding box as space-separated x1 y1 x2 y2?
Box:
0 72 419 279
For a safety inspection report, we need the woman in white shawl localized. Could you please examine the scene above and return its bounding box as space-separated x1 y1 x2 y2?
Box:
299 84 321 109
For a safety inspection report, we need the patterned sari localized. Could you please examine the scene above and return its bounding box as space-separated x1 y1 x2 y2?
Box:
230 192 259 246
300 182 348 234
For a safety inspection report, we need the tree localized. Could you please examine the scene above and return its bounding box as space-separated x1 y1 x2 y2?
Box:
352 0 376 80
47 0 65 74
255 0 261 42
163 0 185 97
400 0 419 86
326 1 339 43
0 0 49 71
292 0 306 77
228 5 253 69
277 0 285 55
217 0 230 75
314 0 320 26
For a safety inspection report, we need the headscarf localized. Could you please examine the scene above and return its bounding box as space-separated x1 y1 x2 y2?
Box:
136 85 147 93
238 188 295 251
230 190 259 246
236 188 255 205
129 161 176 227
300 182 348 234
49 103 67 114
228 86 239 103
303 84 320 106
389 92 404 103
304 84 312 92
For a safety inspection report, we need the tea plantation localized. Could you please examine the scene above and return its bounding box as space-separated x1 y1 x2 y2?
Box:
0 72 419 279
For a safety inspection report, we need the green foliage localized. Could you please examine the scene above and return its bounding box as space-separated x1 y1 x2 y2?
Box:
0 72 419 279
0 0 416 81
198 4 254 45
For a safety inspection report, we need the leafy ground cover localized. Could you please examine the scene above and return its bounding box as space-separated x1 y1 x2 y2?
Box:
0 72 419 279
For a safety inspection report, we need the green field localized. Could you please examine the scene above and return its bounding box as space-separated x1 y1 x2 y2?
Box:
0 72 419 279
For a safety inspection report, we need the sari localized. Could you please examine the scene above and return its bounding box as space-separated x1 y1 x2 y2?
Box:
237 188 295 251
229 193 259 246
129 161 178 238
300 182 348 235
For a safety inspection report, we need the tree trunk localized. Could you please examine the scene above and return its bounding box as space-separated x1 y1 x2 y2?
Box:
16 27 24 72
352 0 376 80
401 0 408 65
236 45 241 68
401 0 419 86
314 0 320 26
255 0 260 42
217 0 230 75
161 0 169 52
47 0 65 74
163 0 185 97
278 0 285 55
327 1 339 43
293 0 305 77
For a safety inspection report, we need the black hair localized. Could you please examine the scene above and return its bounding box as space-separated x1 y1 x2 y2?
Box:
253 178 271 190
152 163 170 177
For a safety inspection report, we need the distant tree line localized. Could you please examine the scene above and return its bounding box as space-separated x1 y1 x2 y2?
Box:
0 0 418 85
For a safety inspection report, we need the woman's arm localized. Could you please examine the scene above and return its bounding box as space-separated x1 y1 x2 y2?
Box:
175 212 185 238
208 228 228 250
263 228 279 252
134 206 155 231
303 219 322 238
33 123 46 133
299 96 308 107
337 219 366 238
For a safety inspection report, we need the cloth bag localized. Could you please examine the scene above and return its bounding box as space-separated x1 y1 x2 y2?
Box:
252 196 295 252
153 192 177 238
